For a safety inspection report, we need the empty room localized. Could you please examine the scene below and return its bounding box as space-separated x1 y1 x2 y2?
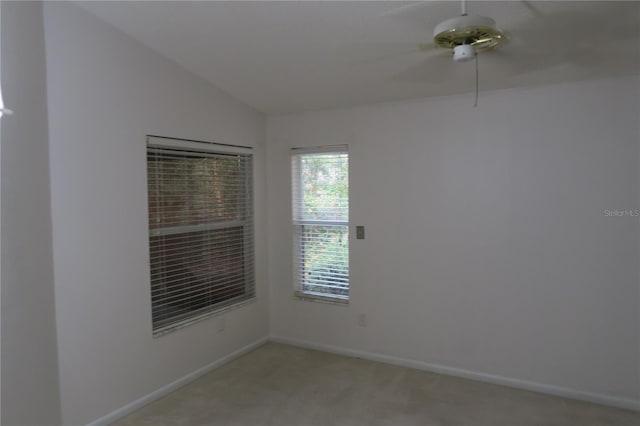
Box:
1 1 639 425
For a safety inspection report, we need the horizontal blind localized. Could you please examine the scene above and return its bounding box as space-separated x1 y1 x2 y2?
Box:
147 140 254 334
292 148 349 300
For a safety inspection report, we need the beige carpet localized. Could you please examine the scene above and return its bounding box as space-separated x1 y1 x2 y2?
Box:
114 342 638 426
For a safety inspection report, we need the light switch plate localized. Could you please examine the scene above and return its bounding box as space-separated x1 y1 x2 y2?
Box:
356 226 365 239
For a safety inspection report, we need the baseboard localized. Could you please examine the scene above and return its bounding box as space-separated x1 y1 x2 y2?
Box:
270 335 640 412
87 336 269 426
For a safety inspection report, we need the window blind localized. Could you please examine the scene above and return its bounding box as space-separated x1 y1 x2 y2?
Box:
147 136 254 335
292 147 349 301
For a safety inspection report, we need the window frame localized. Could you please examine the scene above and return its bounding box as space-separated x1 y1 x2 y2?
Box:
291 145 349 304
146 135 256 336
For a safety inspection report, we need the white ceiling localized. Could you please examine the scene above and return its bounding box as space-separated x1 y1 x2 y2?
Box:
76 1 640 114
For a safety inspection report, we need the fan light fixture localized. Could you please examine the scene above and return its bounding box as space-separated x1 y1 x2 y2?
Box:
452 44 476 62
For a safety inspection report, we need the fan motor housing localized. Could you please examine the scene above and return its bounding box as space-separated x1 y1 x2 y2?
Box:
433 14 505 51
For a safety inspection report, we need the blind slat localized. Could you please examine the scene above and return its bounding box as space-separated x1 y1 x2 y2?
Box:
291 149 349 300
148 137 255 335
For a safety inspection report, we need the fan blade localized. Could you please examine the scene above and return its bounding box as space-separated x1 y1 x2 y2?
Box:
378 1 432 18
335 42 426 66
483 48 564 78
375 1 454 32
418 42 437 51
520 0 545 19
514 2 639 53
505 1 639 78
392 51 457 84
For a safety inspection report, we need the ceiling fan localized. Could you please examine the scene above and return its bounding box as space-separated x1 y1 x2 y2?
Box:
375 0 508 106
425 0 505 63
386 0 639 73
427 0 504 105
341 1 639 106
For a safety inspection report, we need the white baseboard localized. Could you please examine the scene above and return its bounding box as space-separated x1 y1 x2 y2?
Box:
270 335 640 412
87 336 269 426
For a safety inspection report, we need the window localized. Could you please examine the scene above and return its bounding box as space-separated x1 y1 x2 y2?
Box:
292 146 349 302
147 136 255 335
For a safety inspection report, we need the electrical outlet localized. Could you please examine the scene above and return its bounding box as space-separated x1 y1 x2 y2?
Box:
217 317 225 333
357 313 367 327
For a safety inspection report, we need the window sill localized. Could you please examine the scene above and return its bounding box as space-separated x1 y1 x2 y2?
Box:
152 296 256 337
294 291 349 305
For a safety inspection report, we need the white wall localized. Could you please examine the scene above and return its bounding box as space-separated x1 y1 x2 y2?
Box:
267 77 640 408
43 2 267 424
1 2 61 424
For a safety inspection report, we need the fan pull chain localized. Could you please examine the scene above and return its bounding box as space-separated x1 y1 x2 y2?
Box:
474 52 479 108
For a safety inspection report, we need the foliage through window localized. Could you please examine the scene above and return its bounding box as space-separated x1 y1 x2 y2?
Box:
147 136 254 335
292 147 349 301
